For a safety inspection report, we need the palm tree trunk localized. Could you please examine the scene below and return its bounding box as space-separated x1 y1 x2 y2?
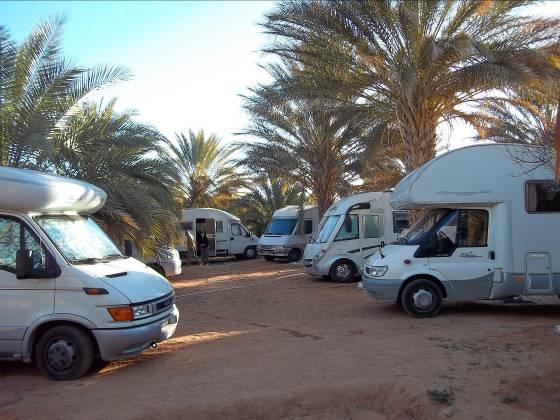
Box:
400 111 438 173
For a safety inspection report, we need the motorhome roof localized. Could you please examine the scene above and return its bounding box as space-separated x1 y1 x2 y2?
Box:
390 143 552 210
272 205 317 218
0 166 106 214
324 191 388 216
183 208 241 221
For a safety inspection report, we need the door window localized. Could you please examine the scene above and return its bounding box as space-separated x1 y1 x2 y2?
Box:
216 221 223 233
363 215 381 238
304 219 313 235
334 215 359 241
0 216 46 273
231 223 242 236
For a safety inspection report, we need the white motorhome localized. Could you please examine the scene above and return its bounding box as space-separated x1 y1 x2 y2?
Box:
303 192 409 282
0 167 179 380
127 244 181 278
177 208 258 260
258 205 319 262
362 144 560 317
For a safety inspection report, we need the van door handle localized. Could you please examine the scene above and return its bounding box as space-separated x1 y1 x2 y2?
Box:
489 251 495 260
231 237 234 240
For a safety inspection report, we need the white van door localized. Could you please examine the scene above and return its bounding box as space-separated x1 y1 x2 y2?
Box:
0 215 56 356
361 214 383 263
428 209 495 298
229 222 246 255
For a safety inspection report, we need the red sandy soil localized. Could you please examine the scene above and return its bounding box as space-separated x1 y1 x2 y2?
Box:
1 258 559 419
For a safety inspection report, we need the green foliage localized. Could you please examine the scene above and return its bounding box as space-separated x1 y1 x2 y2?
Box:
162 130 246 208
261 0 560 171
427 388 455 406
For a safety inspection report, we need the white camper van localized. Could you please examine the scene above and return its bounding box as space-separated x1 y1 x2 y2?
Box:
128 244 181 278
258 205 319 262
362 144 560 317
177 208 258 260
0 167 179 380
303 192 409 282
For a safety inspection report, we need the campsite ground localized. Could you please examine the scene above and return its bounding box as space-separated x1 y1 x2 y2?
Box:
1 258 559 419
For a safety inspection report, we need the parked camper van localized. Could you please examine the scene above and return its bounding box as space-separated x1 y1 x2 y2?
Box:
303 192 409 282
258 205 319 262
362 144 560 317
0 167 179 380
177 208 258 260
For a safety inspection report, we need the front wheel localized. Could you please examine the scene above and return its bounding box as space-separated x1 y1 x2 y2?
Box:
329 260 356 283
35 325 94 381
244 247 257 259
401 279 443 318
288 248 302 262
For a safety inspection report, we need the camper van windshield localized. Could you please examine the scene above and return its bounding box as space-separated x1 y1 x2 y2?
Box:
399 209 451 245
312 215 340 243
35 215 122 264
265 218 298 235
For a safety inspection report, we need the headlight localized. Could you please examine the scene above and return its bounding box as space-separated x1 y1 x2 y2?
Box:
132 304 151 319
364 265 388 277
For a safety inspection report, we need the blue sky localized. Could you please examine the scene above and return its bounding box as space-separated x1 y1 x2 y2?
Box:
2 1 560 149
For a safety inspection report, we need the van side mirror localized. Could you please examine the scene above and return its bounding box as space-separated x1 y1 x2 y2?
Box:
124 240 133 257
16 249 34 279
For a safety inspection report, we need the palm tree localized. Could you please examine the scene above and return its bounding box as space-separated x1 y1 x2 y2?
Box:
239 66 367 217
233 171 302 235
262 0 560 172
162 130 245 208
0 16 131 167
473 85 559 174
50 99 182 256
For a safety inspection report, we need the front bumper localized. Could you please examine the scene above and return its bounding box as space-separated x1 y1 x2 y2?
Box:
93 304 179 361
362 277 402 301
258 247 289 257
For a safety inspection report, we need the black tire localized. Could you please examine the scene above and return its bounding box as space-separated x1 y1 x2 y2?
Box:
401 279 443 318
264 256 275 262
329 260 356 283
288 248 302 262
35 325 94 381
244 247 257 259
148 264 166 277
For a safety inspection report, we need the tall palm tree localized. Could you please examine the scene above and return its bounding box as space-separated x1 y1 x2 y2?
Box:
50 99 182 256
262 0 560 172
162 130 245 208
233 171 302 235
239 66 367 217
473 85 559 174
0 16 131 167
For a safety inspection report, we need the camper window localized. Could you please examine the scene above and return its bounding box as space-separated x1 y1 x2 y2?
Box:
181 222 193 231
392 211 410 233
526 181 560 213
216 221 223 233
304 219 313 235
0 216 46 273
334 215 359 242
363 215 381 238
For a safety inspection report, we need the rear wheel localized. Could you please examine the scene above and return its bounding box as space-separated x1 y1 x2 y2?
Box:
401 279 443 318
244 247 257 259
264 256 275 262
288 248 302 262
35 325 94 381
329 260 356 283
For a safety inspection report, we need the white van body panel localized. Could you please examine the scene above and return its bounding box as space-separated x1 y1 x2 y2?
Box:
363 144 560 303
0 166 179 368
177 208 258 258
258 205 319 259
303 192 409 278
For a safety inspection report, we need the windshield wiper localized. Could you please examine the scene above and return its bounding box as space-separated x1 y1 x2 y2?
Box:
72 254 123 264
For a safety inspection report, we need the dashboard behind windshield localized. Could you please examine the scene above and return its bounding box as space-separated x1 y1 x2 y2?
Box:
399 209 451 245
35 215 122 264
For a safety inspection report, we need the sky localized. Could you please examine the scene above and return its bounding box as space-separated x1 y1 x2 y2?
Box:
2 0 560 150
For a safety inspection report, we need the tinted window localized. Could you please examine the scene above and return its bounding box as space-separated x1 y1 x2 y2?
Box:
231 223 242 236
265 218 297 235
216 221 223 233
334 215 359 241
0 216 45 273
363 215 381 238
526 181 560 212
304 219 313 235
456 210 488 247
393 211 410 233
181 222 193 231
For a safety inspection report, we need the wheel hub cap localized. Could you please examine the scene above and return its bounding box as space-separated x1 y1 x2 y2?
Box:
412 289 433 310
336 264 350 280
47 339 76 371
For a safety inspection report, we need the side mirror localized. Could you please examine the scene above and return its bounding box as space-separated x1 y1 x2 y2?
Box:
16 249 34 279
245 232 251 238
124 240 133 257
344 216 353 232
